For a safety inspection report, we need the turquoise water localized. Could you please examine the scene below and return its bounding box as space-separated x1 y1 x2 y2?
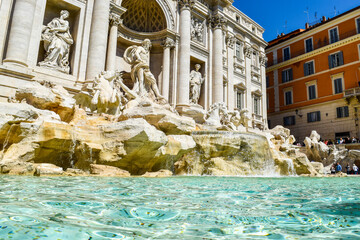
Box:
0 176 359 239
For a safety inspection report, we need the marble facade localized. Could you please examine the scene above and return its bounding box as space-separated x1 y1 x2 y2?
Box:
0 0 268 128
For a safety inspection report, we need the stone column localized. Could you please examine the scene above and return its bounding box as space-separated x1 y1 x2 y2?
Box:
106 13 121 71
244 44 253 114
162 38 175 101
3 0 36 67
176 0 195 107
86 0 111 80
260 53 268 128
210 13 226 104
226 35 235 110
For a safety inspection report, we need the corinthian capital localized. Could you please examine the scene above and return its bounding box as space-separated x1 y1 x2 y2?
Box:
178 0 196 10
260 54 268 67
226 35 235 49
244 45 253 58
209 13 227 30
162 38 175 49
109 13 122 26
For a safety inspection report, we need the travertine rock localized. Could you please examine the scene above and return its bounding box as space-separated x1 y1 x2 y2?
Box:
90 164 130 177
0 161 35 175
292 153 318 175
158 114 196 135
34 163 64 176
304 131 329 162
311 162 325 174
142 169 173 177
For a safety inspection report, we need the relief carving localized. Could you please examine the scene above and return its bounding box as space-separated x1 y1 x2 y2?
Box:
191 18 204 43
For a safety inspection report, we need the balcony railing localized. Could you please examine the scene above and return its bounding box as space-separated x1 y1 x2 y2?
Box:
268 29 359 67
344 87 360 98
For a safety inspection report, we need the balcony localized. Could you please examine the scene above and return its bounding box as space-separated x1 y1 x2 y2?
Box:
252 114 265 129
344 87 360 104
267 29 359 67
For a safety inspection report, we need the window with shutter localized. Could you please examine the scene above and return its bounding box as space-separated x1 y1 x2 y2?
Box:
285 91 292 105
282 69 293 83
283 47 290 61
337 106 349 118
307 111 321 122
329 28 339 44
283 116 295 126
357 18 360 34
308 85 316 100
329 52 344 69
305 38 313 52
304 61 314 76
334 78 343 94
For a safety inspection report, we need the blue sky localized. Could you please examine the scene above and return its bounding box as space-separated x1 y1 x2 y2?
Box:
233 0 360 42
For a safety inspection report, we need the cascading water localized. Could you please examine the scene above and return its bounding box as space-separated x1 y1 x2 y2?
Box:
0 124 16 160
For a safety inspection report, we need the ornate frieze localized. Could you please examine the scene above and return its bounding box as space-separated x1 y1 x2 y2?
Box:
162 38 175 49
209 14 227 30
178 0 196 10
109 13 122 26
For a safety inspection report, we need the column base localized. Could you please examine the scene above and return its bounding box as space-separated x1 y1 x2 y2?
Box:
0 64 35 79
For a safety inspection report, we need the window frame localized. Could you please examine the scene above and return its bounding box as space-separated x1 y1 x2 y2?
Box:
336 106 349 119
281 68 293 83
304 37 314 53
328 26 339 44
284 89 293 106
253 95 261 115
283 46 291 61
283 115 296 126
356 17 360 34
307 84 317 100
236 90 244 110
304 60 315 76
307 111 321 123
329 51 344 69
333 78 344 94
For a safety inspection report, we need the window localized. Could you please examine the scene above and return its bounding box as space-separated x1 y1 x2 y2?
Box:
304 61 315 76
328 51 344 69
253 96 261 115
305 38 313 52
333 78 343 94
284 90 293 105
283 116 295 126
356 18 360 34
252 52 258 67
236 42 242 59
266 76 269 88
236 91 244 109
329 27 339 44
308 85 317 100
337 106 349 118
282 68 293 83
283 47 290 61
307 111 321 123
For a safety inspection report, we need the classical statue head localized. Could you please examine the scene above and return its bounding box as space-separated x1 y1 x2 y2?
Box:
195 64 201 71
60 10 70 20
142 39 152 51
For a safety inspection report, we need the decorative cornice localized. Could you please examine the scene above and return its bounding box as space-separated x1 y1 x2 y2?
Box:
267 34 360 72
162 38 175 49
178 0 196 10
260 54 268 67
109 12 122 26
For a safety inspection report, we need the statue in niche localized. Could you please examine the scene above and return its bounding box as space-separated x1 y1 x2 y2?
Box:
39 10 73 74
189 64 204 105
124 39 165 102
191 18 204 42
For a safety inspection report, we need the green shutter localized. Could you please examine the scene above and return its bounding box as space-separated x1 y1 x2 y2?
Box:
289 69 293 80
328 55 332 69
339 51 344 66
304 63 308 76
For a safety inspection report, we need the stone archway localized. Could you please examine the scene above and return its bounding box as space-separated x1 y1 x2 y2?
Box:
121 0 167 33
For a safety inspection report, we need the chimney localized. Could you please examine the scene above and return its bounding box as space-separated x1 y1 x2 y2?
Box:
321 16 326 22
305 23 310 29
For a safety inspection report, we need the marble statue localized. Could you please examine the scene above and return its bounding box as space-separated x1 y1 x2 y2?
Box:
39 10 73 74
124 39 164 102
189 64 204 105
205 102 230 127
191 18 204 42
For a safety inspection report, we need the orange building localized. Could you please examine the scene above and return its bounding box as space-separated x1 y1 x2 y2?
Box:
266 6 360 141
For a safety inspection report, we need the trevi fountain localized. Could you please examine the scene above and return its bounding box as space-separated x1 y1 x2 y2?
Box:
0 0 358 239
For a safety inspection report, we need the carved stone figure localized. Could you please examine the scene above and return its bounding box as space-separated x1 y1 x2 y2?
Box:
124 39 164 102
205 102 233 128
39 10 74 74
191 18 204 42
189 64 204 105
229 108 251 131
75 71 137 115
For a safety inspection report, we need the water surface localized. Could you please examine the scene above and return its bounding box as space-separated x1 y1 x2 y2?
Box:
0 176 359 239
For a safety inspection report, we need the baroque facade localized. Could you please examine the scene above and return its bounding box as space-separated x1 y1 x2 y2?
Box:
266 6 360 141
0 0 267 128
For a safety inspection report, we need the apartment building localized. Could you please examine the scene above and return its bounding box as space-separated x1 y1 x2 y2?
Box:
266 6 360 141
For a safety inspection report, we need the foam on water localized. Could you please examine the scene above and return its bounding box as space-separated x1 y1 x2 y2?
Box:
0 176 359 239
